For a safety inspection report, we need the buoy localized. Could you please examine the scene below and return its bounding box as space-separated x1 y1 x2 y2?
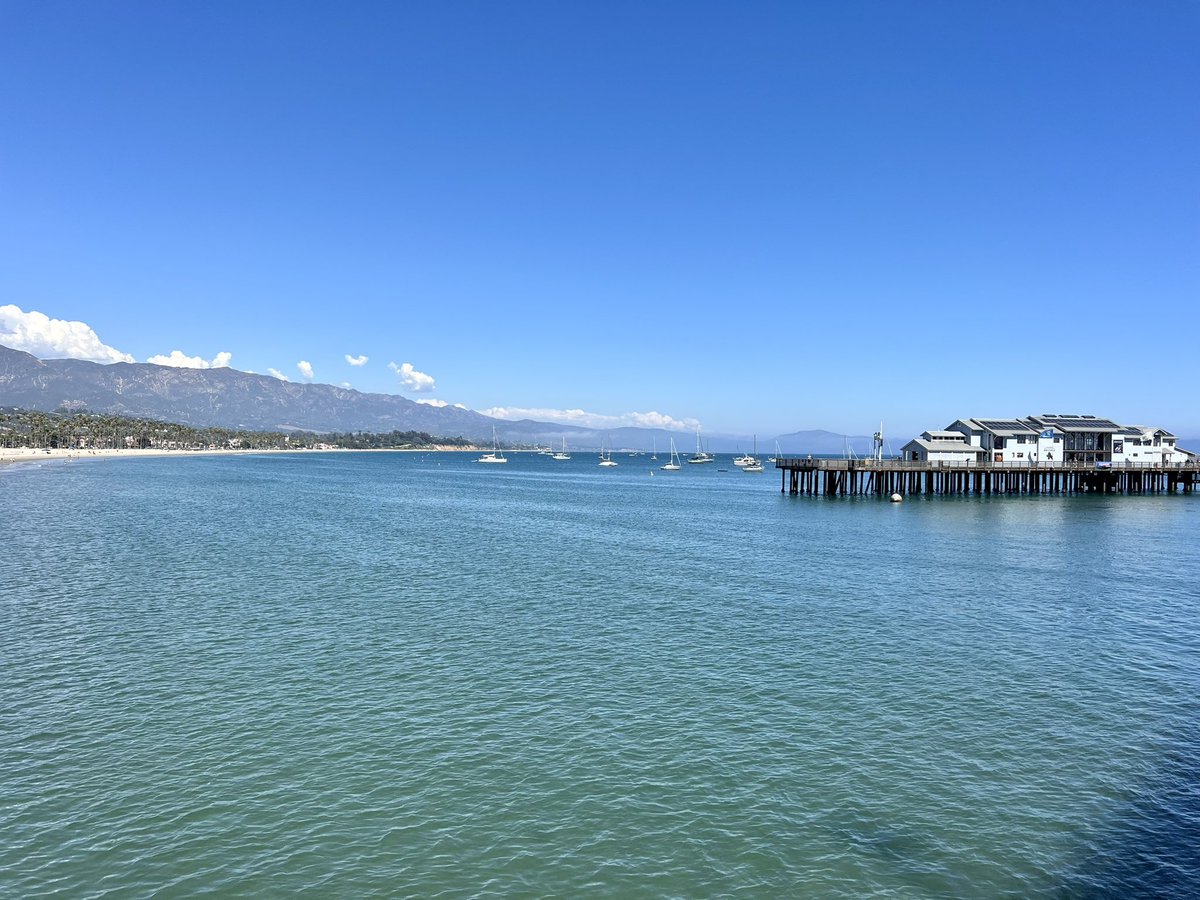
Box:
890 493 903 502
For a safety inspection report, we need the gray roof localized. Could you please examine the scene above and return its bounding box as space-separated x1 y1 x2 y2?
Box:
1122 426 1178 438
1029 415 1121 432
925 430 965 440
902 439 987 454
969 418 1038 436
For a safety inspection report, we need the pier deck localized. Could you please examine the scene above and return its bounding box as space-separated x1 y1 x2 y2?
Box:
775 458 1199 497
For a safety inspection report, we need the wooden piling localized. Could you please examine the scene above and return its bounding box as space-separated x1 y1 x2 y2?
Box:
775 458 1199 498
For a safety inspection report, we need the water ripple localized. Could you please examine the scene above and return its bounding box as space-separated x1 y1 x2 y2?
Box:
2 454 1198 897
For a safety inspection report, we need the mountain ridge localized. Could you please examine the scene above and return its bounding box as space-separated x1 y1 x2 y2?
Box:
0 344 874 452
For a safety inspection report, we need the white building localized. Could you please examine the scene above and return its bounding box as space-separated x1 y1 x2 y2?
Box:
907 415 1191 465
945 418 1048 463
1111 426 1185 466
900 430 988 463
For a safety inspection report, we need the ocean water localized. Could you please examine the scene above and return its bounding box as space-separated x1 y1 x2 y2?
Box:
2 451 1198 898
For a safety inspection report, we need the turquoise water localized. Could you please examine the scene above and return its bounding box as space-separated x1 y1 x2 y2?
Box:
3 451 1198 897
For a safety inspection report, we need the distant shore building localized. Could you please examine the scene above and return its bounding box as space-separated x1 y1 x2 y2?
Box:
902 415 1191 465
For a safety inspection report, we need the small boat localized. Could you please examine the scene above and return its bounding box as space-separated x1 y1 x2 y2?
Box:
687 429 714 464
741 435 764 472
551 436 571 460
660 438 682 471
599 435 619 467
476 426 507 464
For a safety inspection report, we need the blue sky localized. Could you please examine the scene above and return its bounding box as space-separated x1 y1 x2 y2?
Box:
2 1 1197 439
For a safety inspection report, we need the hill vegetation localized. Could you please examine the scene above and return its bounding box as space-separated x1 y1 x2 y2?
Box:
0 407 471 452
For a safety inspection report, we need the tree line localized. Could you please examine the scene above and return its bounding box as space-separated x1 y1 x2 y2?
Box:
0 407 471 451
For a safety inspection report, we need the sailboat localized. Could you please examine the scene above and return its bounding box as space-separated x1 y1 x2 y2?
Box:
768 441 782 464
733 446 754 467
476 426 507 464
598 435 619 467
551 436 571 460
660 438 682 471
741 435 764 473
687 429 714 464
650 436 658 461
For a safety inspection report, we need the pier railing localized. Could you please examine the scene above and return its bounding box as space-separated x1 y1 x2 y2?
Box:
775 458 1199 472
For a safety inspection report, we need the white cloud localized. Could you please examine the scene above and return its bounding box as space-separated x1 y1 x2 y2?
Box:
340 381 352 388
388 361 436 392
267 368 289 381
0 304 135 363
415 398 448 407
345 354 368 367
147 349 233 369
479 406 701 431
297 360 314 381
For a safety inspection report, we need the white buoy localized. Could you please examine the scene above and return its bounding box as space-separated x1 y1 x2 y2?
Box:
890 493 903 502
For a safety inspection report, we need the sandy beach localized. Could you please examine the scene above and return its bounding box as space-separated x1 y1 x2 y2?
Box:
0 446 479 466
0 447 288 466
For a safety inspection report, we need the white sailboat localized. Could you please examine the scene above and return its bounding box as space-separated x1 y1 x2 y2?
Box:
650 436 658 461
599 435 619 467
551 436 571 460
768 441 782 463
687 429 714 464
741 435 764 473
476 426 507 464
660 438 682 471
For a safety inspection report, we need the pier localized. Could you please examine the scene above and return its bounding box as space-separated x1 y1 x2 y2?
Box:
776 458 1199 497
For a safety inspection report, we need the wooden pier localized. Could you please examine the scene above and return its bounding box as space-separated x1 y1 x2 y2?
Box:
776 458 1199 497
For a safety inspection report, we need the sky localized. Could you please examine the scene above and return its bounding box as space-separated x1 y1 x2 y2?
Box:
1 1 1197 439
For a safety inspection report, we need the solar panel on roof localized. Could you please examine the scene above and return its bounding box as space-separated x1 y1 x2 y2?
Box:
1048 417 1119 430
977 419 1032 431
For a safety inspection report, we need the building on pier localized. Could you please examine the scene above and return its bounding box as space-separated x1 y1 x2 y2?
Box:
776 414 1195 498
899 430 987 464
902 414 1190 466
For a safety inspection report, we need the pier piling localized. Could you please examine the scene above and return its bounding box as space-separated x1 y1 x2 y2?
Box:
776 459 1198 497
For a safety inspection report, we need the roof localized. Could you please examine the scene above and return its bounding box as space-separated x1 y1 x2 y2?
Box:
1029 415 1121 432
946 419 984 433
924 430 965 440
970 418 1038 436
902 439 987 454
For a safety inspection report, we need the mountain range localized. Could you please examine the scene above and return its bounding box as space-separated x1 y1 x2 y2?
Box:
0 344 875 453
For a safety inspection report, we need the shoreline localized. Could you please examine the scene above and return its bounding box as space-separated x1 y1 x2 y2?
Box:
0 446 476 466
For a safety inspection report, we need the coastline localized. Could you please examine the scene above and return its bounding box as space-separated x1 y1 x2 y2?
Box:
0 446 474 466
